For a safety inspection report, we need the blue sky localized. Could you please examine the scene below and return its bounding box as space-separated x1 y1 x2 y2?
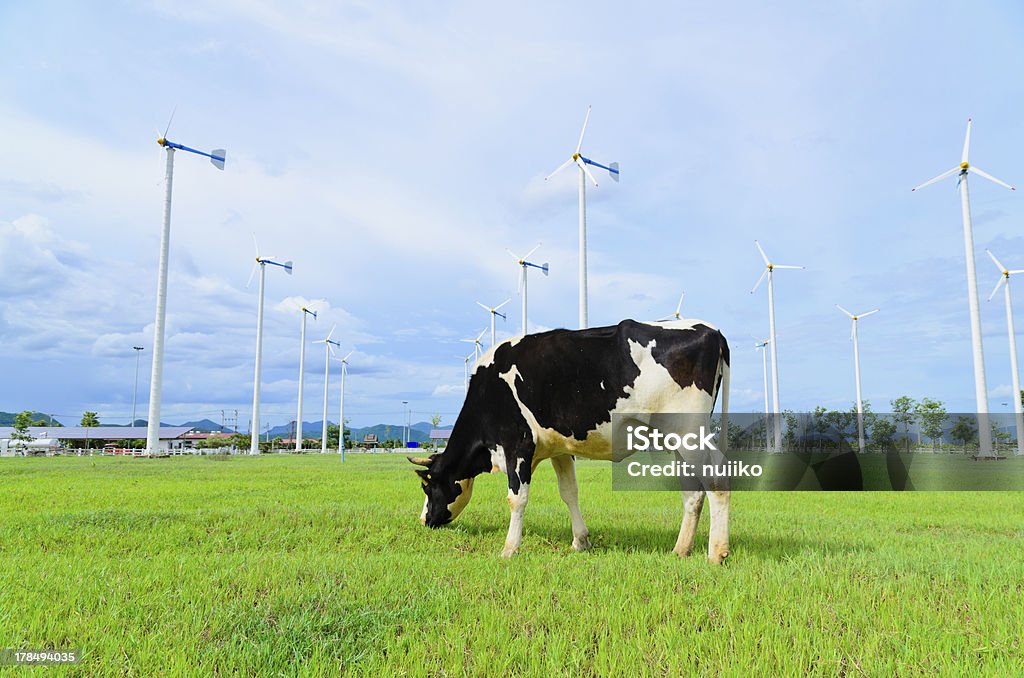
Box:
2 1 1024 430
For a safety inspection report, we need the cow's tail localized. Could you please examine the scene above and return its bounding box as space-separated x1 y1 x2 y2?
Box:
715 332 730 454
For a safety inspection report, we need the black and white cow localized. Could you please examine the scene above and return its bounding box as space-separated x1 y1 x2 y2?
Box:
410 319 731 563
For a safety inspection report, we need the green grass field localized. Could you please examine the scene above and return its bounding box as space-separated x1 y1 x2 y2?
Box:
1 455 1021 676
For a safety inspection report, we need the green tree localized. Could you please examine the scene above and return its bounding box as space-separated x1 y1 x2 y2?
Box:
325 424 352 450
991 421 1011 453
10 410 34 455
915 398 947 452
891 396 917 451
871 417 897 450
430 414 443 450
80 411 100 427
950 417 977 453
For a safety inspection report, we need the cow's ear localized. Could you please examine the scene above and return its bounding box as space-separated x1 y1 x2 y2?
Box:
415 469 430 481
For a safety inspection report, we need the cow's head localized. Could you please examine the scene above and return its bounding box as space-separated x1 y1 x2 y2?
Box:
409 455 476 527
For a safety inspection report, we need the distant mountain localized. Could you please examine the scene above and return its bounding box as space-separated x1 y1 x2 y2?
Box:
179 419 228 433
0 412 63 426
264 420 432 444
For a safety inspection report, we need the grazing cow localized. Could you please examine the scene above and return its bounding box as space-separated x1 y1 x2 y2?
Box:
410 319 731 563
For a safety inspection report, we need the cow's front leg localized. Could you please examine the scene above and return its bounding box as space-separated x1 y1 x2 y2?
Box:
550 455 591 551
705 489 730 564
501 450 534 558
673 489 705 557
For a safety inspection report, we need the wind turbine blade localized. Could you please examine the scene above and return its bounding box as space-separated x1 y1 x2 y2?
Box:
476 301 490 312
576 157 599 187
576 105 592 154
1009 269 1024 276
750 269 768 294
962 118 972 165
245 262 258 289
970 166 1015 191
859 309 880 318
162 106 176 139
986 249 1006 272
545 158 575 181
343 350 354 361
210 149 226 171
911 166 959 192
836 304 854 318
251 233 260 257
495 298 512 311
989 276 1007 302
773 264 804 270
524 243 542 260
675 292 685 316
476 328 486 342
326 324 336 342
754 240 770 266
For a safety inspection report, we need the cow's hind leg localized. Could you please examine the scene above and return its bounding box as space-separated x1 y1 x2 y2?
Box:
706 490 730 564
550 455 591 551
673 489 705 557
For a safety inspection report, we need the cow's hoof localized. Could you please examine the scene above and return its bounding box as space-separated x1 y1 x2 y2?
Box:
673 546 694 558
708 549 729 565
572 534 592 552
500 545 519 558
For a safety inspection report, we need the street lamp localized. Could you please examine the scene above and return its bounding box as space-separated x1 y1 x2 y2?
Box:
131 346 145 426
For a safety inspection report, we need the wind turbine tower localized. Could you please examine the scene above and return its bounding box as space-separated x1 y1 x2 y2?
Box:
508 244 548 337
750 240 803 451
836 305 879 454
477 299 511 347
913 119 1015 457
248 239 293 455
317 326 340 454
295 306 317 451
146 118 226 455
545 105 620 329
986 249 1024 456
335 350 353 460
755 340 771 452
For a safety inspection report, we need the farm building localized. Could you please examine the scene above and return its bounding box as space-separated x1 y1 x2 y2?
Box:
0 426 194 456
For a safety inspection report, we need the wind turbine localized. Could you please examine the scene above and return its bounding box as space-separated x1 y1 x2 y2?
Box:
460 352 473 394
334 350 354 461
755 340 771 452
317 326 340 454
986 249 1024 456
836 305 879 454
295 306 317 451
659 292 685 321
461 329 486 363
913 118 1015 457
507 244 548 337
247 237 293 455
145 115 226 456
750 240 803 451
477 298 511 347
545 105 620 330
